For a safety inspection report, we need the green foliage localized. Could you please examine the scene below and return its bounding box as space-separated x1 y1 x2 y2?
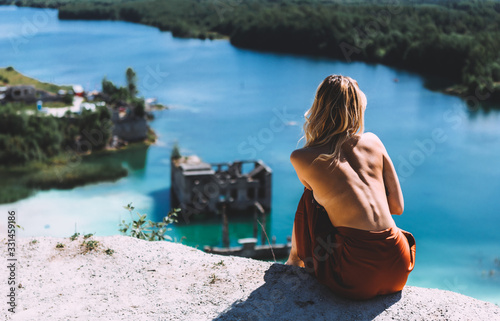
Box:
0 66 156 203
102 68 147 116
171 142 181 160
56 242 65 248
132 97 145 117
0 95 111 166
62 93 74 105
146 127 157 144
81 239 100 252
60 122 79 148
0 67 70 93
102 77 129 104
214 260 225 267
69 232 80 241
126 67 137 98
0 185 33 204
78 106 112 150
104 248 114 255
26 162 127 189
8 0 498 99
0 141 142 204
208 273 219 284
0 104 62 164
119 202 180 241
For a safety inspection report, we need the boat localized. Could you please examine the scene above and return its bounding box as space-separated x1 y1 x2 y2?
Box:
204 237 291 261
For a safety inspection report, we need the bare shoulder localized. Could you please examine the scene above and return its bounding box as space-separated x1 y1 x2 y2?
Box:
290 148 314 190
290 147 315 164
360 132 382 144
358 132 386 153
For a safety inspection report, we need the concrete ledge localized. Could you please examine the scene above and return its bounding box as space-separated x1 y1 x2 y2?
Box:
2 235 499 320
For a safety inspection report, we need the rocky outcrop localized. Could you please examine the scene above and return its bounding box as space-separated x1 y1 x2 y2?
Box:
2 235 499 321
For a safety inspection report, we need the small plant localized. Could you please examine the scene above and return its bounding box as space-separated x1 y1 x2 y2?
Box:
56 242 65 249
83 233 94 239
69 232 80 241
119 202 180 241
31 239 38 244
81 240 99 253
214 260 225 267
104 248 114 256
208 273 219 285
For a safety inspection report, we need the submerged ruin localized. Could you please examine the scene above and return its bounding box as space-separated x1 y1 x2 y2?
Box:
170 154 272 216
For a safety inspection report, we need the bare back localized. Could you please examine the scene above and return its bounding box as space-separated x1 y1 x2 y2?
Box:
290 132 403 231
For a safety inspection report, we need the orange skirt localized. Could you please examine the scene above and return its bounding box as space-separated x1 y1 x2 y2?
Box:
294 187 416 300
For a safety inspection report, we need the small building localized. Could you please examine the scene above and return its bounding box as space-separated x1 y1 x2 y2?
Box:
73 85 84 97
85 90 104 102
80 102 96 113
0 86 7 101
6 85 36 102
171 155 272 216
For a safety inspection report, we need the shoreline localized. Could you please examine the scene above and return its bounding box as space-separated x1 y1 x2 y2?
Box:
0 141 152 205
0 65 162 205
1 2 499 106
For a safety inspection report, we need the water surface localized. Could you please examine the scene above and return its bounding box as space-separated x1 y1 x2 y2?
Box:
0 6 499 304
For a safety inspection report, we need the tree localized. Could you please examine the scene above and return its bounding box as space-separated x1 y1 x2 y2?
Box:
171 142 181 160
126 67 138 99
102 77 118 96
63 93 74 105
102 76 128 103
79 106 112 150
133 97 145 117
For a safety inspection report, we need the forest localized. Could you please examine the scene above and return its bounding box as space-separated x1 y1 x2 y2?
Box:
0 103 111 165
0 102 128 203
2 0 500 102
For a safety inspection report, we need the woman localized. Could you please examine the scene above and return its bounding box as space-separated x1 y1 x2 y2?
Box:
285 75 416 300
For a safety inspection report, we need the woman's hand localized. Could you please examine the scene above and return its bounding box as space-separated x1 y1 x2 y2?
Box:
286 221 305 267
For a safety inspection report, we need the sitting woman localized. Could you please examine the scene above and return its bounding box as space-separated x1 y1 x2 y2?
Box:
286 75 416 300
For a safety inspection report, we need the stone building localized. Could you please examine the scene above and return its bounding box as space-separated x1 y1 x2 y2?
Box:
171 155 272 216
6 85 36 102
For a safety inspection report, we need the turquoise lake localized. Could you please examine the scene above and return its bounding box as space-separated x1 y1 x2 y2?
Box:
1 6 499 304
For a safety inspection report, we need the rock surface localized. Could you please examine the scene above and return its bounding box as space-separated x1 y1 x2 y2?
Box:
1 235 499 320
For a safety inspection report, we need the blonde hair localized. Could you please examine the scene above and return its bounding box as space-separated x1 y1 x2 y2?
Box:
299 75 367 166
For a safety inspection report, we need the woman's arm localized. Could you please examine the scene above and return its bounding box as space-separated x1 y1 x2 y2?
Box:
365 132 404 215
290 149 313 190
382 149 404 215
